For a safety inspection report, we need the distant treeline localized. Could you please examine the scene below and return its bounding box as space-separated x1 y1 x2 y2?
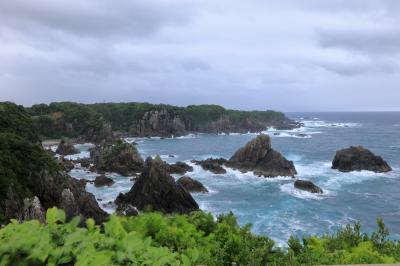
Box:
26 102 289 139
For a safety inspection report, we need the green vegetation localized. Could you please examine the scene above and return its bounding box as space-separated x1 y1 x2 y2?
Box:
1 208 399 265
28 102 105 140
0 102 60 224
27 102 287 138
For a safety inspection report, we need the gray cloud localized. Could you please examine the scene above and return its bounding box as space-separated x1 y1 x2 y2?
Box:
0 0 399 111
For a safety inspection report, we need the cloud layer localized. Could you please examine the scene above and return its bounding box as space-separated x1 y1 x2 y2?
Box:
0 0 399 111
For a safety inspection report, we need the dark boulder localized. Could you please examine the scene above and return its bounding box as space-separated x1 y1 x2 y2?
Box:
191 158 227 174
56 138 79 155
177 176 208 193
226 134 297 177
94 175 115 187
91 139 144 176
332 146 392 173
115 156 199 214
294 180 323 194
58 157 75 173
166 161 193 175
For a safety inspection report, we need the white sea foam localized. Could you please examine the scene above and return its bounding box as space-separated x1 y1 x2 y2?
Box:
300 120 361 128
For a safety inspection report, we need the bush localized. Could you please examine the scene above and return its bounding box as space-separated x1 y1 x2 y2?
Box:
1 208 399 265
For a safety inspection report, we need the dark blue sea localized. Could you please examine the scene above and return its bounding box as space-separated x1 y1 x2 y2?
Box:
70 112 400 246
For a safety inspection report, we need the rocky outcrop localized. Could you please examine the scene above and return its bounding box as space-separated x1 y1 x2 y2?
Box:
294 180 323 194
94 175 115 187
23 196 46 223
131 109 186 138
166 161 194 175
91 140 144 176
0 102 108 225
129 107 301 137
115 156 199 214
191 158 227 174
61 178 108 223
56 138 79 155
177 176 208 193
85 121 116 144
332 146 392 173
226 134 297 177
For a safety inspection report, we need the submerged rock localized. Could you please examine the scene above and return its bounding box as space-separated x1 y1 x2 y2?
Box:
94 175 115 187
56 138 79 155
191 158 227 174
91 139 144 176
226 134 297 177
177 176 208 193
115 156 199 214
332 146 392 173
294 180 323 194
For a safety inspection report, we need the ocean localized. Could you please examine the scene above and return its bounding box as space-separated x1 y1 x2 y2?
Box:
69 112 400 246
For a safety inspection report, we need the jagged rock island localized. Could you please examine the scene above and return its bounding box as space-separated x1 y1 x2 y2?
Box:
332 146 392 173
115 156 199 214
226 134 297 177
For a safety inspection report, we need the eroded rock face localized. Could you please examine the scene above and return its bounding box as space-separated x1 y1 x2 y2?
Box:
56 138 79 155
115 156 199 214
58 157 74 173
177 176 208 193
23 196 46 223
131 109 186 138
226 134 297 177
332 146 392 173
91 140 144 176
94 175 115 187
61 178 108 224
191 158 227 174
294 180 323 194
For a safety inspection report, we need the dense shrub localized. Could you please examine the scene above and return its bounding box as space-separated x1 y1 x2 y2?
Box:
1 208 399 265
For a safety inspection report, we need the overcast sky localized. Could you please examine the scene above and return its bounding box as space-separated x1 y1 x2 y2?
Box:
0 0 399 111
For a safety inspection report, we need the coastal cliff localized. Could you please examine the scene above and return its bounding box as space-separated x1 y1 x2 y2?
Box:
28 102 300 139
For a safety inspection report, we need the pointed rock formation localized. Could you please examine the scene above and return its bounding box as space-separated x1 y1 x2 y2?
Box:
115 156 199 214
332 146 392 173
226 134 297 177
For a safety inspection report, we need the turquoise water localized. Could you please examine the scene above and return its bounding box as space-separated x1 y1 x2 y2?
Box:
71 112 400 245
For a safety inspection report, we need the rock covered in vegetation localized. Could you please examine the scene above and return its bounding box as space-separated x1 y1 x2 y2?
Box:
191 158 227 174
177 176 208 193
116 156 199 214
332 146 392 173
165 161 194 175
90 139 144 176
226 134 297 177
94 175 115 187
294 180 323 194
56 138 79 155
0 102 107 225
